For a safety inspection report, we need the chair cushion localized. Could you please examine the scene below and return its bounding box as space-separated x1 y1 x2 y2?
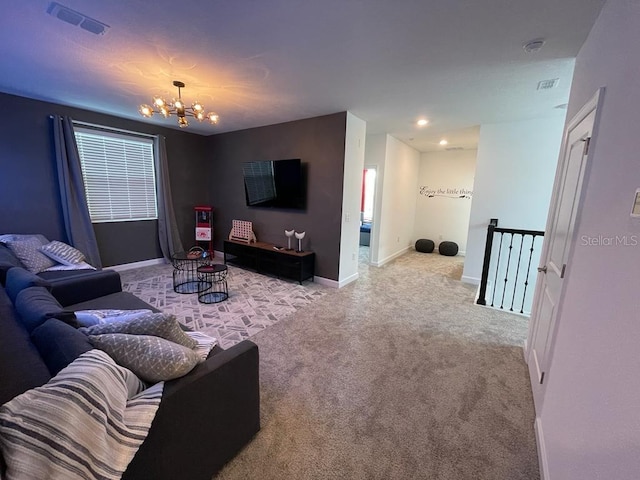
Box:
14 286 77 333
0 244 23 285
31 318 93 376
5 267 51 304
0 287 51 406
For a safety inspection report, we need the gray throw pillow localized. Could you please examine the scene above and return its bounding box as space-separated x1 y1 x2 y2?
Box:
39 240 85 266
81 312 197 349
7 237 57 273
88 333 200 383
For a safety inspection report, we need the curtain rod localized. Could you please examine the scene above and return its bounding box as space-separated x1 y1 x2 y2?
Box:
49 115 158 140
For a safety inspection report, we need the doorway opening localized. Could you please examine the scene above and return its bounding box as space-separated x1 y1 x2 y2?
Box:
360 167 377 265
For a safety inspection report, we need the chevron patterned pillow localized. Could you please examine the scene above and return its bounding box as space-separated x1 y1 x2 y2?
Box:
81 312 197 349
39 240 85 266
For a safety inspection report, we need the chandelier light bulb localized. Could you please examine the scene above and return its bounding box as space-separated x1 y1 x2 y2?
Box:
139 105 153 117
139 80 220 128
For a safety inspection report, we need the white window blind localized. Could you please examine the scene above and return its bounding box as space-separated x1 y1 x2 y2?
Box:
74 127 158 223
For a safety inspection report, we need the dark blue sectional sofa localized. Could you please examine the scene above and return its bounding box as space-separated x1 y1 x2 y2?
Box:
0 266 260 480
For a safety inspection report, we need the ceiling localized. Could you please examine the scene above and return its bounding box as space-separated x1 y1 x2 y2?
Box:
0 0 605 152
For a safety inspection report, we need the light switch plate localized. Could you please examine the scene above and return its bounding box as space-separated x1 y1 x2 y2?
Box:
631 188 640 217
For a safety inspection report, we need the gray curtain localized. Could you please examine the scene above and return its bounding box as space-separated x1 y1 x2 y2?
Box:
52 115 102 268
155 136 184 259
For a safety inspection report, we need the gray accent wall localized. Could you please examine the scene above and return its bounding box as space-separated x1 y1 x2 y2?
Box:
208 112 347 280
0 91 347 276
0 92 210 266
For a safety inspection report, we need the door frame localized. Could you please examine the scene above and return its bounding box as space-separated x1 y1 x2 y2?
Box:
526 88 605 410
362 165 379 264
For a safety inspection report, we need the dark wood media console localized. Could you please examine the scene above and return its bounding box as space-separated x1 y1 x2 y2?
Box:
223 240 315 284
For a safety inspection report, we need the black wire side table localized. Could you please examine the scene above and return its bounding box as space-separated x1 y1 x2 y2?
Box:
171 252 212 294
196 264 229 304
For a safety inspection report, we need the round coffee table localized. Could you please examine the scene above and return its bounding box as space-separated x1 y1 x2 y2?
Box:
171 252 211 294
197 264 229 304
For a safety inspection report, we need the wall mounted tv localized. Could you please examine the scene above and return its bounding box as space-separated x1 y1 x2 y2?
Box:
243 158 306 209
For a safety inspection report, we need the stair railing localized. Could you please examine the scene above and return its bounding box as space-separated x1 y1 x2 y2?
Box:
477 218 545 315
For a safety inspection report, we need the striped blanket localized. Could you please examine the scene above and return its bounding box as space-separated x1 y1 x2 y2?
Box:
0 349 163 480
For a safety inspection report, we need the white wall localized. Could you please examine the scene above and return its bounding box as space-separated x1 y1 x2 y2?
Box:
413 149 477 253
462 116 565 284
536 1 640 479
338 112 367 286
364 134 420 266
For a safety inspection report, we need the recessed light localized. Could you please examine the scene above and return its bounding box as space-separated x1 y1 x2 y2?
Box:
417 119 428 127
439 139 448 146
523 39 545 53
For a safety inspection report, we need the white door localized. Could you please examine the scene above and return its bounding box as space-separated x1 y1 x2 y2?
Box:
527 90 603 411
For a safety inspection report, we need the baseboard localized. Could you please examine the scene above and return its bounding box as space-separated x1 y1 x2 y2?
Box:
461 275 480 285
434 248 466 256
535 417 549 480
314 276 339 288
338 272 359 288
372 246 410 267
109 257 166 272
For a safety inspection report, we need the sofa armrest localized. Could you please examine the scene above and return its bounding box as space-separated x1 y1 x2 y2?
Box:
123 340 260 480
48 270 123 307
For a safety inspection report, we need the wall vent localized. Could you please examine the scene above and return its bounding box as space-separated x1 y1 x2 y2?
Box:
537 78 559 90
47 2 110 35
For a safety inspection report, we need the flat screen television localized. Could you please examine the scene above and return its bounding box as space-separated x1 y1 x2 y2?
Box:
243 159 306 209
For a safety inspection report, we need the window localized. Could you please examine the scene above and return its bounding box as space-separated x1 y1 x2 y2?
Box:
74 127 158 223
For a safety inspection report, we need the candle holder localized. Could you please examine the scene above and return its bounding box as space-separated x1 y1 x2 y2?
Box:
284 229 295 250
294 231 306 252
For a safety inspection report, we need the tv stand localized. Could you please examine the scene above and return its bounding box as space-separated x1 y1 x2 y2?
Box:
223 240 315 284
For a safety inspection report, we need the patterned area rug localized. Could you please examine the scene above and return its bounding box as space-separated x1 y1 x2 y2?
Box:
121 263 327 348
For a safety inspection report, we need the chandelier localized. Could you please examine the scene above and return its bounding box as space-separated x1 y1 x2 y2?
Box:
139 80 219 128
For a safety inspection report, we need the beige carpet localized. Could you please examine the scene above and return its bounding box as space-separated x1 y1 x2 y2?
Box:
210 250 539 480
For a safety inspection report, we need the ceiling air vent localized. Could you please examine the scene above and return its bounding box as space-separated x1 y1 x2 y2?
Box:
537 78 559 90
445 146 464 151
47 2 110 35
